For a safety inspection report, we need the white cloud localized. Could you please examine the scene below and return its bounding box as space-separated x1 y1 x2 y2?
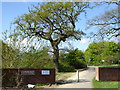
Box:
6 37 48 52
6 37 91 52
6 38 29 50
58 38 91 51
80 38 90 44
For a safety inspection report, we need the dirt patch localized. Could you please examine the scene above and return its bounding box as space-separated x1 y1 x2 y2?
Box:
40 72 76 88
57 72 75 81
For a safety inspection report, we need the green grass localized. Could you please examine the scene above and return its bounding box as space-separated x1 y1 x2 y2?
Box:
35 84 49 88
98 64 120 67
92 78 119 88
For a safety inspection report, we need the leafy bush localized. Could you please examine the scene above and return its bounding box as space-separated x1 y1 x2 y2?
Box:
59 63 75 72
20 47 54 69
2 41 54 69
59 49 87 72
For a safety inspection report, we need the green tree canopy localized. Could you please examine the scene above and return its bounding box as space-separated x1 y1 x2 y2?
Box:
59 49 86 71
84 41 119 65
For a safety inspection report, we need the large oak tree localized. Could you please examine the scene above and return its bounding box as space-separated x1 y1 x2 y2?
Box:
13 2 93 72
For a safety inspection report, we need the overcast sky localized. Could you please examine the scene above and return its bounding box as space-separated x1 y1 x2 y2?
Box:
1 1 118 51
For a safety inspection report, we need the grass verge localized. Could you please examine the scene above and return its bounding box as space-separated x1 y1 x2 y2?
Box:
92 77 119 88
35 84 49 88
98 64 120 67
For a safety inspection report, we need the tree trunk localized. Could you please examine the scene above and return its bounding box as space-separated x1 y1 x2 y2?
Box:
51 43 60 72
53 49 60 72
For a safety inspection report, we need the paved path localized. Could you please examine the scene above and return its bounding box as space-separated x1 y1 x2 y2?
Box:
56 67 96 88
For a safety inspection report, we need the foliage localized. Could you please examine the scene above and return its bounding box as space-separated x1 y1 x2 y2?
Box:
59 51 74 72
13 2 94 72
2 29 54 69
1 40 20 68
65 49 87 69
20 47 54 68
59 64 75 72
1 41 54 68
84 41 119 65
59 49 87 72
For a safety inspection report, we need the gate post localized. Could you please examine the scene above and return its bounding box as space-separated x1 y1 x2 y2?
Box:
77 70 79 82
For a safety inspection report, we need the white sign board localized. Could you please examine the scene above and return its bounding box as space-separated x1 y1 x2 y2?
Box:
41 70 50 75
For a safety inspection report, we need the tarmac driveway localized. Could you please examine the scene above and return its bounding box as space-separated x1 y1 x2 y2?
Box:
56 66 96 88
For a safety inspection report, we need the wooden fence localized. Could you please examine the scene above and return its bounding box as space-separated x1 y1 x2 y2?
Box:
96 67 120 81
2 68 55 87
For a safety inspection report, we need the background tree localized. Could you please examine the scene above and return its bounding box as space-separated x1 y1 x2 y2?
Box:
2 29 53 69
59 49 86 72
13 2 94 72
87 2 119 40
84 41 119 65
1 40 20 68
100 41 119 64
20 47 54 68
1 36 53 69
65 49 86 69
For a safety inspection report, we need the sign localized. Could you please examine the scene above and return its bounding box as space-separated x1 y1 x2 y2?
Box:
41 70 50 75
21 70 35 75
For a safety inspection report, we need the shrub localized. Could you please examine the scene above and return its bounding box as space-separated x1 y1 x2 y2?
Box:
59 63 75 72
59 49 87 72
